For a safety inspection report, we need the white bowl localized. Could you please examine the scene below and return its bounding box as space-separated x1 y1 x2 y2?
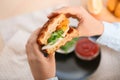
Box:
56 45 75 54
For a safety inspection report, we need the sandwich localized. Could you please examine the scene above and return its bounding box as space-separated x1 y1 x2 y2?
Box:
37 14 79 54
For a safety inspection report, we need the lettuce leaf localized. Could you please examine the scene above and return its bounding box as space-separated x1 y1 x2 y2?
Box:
60 37 79 52
48 30 64 45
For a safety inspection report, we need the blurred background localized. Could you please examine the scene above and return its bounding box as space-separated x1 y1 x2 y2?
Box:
0 0 120 80
0 0 83 19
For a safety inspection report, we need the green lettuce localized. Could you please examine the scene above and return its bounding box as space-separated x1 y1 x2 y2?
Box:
48 30 64 45
60 37 79 52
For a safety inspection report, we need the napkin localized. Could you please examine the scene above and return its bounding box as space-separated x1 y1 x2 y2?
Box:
0 30 34 80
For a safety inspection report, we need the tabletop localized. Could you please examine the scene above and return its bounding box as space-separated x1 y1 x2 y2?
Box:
0 0 85 20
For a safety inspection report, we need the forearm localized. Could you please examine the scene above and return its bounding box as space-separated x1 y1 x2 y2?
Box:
96 22 120 52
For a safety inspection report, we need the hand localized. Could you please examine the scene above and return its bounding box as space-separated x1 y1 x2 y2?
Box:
26 28 56 80
48 6 104 37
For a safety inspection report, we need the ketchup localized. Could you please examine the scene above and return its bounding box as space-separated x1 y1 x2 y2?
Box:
75 38 99 59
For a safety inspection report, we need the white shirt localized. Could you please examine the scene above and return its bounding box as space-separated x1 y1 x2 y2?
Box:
97 22 120 52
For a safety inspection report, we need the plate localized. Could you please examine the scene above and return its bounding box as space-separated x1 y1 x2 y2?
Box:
56 45 75 54
55 51 101 80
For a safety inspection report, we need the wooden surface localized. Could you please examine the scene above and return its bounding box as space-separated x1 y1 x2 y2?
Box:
0 0 119 22
0 0 82 20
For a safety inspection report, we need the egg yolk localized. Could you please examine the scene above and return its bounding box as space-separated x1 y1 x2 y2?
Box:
56 18 69 31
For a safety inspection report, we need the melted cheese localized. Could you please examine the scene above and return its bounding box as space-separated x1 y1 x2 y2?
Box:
56 18 69 31
56 18 69 37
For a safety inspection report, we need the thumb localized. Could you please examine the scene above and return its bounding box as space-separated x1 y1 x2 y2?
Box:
77 18 84 37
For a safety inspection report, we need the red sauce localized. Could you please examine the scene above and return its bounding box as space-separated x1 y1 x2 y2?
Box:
75 38 99 58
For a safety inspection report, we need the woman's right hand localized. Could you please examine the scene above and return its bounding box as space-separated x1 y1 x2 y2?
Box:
48 6 104 37
26 28 56 80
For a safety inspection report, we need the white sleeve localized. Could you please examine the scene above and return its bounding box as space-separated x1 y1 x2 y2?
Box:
47 77 58 80
96 22 120 52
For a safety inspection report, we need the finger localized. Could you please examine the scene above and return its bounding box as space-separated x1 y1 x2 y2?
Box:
48 52 56 62
29 28 41 41
26 37 46 63
26 28 42 57
77 17 84 36
26 42 32 56
26 39 37 56
26 34 37 57
48 7 82 20
48 12 82 21
47 7 67 19
33 28 42 36
27 28 42 49
47 13 59 19
32 42 45 61
77 16 84 26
